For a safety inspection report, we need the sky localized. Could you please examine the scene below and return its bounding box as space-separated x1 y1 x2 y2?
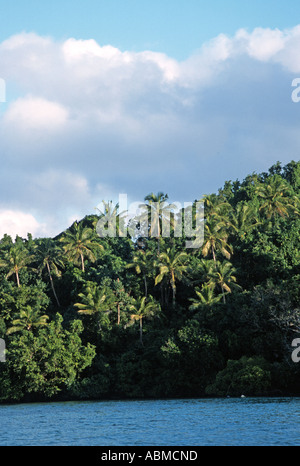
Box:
0 0 300 238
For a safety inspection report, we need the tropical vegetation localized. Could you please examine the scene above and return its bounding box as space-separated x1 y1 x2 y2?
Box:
0 160 299 402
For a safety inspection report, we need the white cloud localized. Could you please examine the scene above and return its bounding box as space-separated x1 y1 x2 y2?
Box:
4 96 69 131
63 38 122 62
0 210 46 239
243 28 285 61
0 27 299 237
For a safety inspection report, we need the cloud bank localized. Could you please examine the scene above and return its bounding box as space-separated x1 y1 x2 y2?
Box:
0 26 300 237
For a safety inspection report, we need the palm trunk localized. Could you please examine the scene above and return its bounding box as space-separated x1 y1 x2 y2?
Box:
171 271 176 308
157 219 160 255
139 317 143 346
212 246 216 263
80 253 85 272
172 287 176 307
46 261 61 307
117 303 120 325
221 287 226 304
15 269 20 287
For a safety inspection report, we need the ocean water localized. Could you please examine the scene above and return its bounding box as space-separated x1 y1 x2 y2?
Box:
0 397 299 446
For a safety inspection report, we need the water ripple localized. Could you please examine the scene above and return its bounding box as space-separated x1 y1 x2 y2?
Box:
0 397 299 446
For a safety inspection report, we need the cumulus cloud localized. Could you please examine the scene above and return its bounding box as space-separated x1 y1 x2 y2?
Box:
4 96 69 131
0 210 46 239
0 26 299 238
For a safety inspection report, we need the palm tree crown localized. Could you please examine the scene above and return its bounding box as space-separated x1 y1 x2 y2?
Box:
143 192 176 251
0 242 35 287
126 296 160 346
189 282 222 311
74 283 107 316
207 260 241 303
155 247 189 307
202 217 232 262
7 305 49 334
255 176 298 219
60 221 103 272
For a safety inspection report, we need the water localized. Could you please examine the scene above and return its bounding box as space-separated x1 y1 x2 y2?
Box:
0 397 299 446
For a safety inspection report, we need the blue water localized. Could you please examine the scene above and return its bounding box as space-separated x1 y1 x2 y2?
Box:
0 397 299 446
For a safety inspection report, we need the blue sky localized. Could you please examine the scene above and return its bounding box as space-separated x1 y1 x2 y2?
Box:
1 0 300 59
0 0 300 237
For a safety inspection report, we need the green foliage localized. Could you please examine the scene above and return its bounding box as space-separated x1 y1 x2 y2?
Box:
160 319 222 396
205 356 272 396
0 160 299 402
0 314 95 401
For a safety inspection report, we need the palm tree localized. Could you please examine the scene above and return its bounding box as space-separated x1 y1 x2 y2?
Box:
60 221 103 272
6 305 49 334
255 176 298 219
95 200 127 238
189 282 222 311
35 238 64 307
110 278 134 326
202 217 232 263
0 243 35 287
126 249 154 297
74 283 107 316
207 261 241 304
201 193 232 221
126 296 160 346
155 247 189 307
143 192 175 252
230 203 261 240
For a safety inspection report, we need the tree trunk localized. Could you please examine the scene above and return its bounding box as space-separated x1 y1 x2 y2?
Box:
171 271 176 308
80 253 85 272
157 218 160 255
139 318 143 346
117 303 120 325
46 261 61 307
172 287 176 308
16 269 20 288
212 246 216 263
221 285 226 304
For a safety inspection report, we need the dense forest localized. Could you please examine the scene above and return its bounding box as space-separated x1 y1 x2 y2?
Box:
0 160 299 403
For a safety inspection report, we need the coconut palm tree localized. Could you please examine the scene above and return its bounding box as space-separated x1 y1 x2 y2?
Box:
255 176 298 219
74 283 107 316
230 203 261 240
6 305 49 334
143 192 176 253
126 296 160 346
201 193 232 222
95 199 127 238
207 260 241 304
189 282 222 311
60 221 103 272
0 243 35 287
126 249 154 298
35 238 64 307
111 278 131 326
155 247 189 307
202 217 232 263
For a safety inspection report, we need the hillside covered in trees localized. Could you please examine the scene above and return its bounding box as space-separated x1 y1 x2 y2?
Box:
0 160 299 403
